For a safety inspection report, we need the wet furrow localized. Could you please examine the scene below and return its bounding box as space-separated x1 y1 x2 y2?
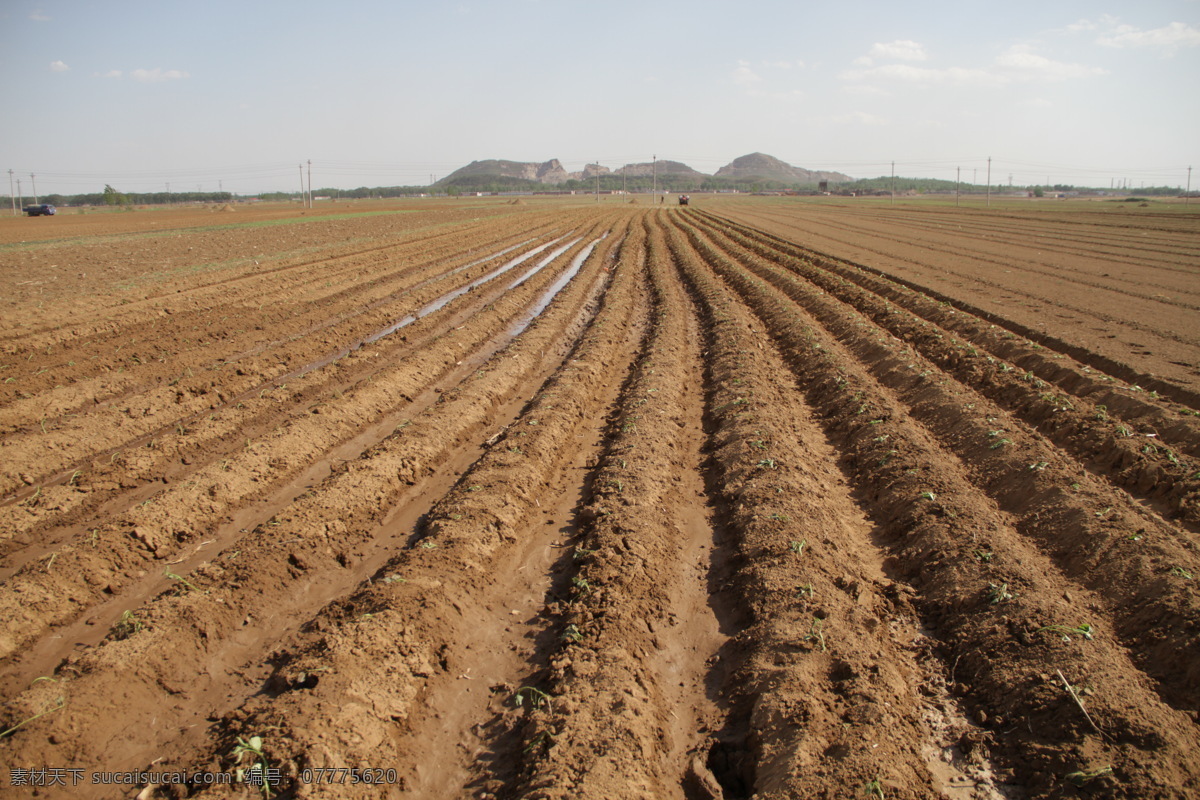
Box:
167 214 650 799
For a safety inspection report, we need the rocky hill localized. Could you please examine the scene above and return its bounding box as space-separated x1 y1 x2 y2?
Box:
614 160 708 180
438 159 569 187
437 153 850 190
714 152 851 185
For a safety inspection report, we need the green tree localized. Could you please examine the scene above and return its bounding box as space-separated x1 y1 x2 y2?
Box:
103 184 128 206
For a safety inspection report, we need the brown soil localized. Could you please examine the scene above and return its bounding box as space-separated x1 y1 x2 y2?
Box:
1 199 1198 799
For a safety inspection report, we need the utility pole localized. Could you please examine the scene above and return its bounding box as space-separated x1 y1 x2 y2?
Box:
890 161 895 205
1187 166 1192 206
298 164 305 205
30 174 37 204
8 169 15 216
956 166 960 208
16 178 22 209
652 154 657 199
595 160 600 203
307 159 313 208
986 157 992 208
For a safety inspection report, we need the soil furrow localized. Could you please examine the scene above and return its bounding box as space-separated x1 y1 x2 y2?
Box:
667 209 1200 799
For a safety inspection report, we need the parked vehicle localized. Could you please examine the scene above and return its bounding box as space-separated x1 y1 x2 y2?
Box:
23 204 56 216
678 195 690 206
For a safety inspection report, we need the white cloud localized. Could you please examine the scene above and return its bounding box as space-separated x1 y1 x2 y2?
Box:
30 10 50 21
130 68 190 83
49 60 69 72
995 45 1107 81
870 40 929 62
842 62 1004 87
1097 20 1200 53
732 60 762 87
96 69 123 78
841 44 1104 88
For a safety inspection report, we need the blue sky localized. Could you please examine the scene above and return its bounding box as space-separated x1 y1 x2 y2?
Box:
2 0 1197 195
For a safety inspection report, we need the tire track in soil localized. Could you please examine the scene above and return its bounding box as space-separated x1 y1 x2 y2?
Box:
0 219 628 795
670 210 1200 798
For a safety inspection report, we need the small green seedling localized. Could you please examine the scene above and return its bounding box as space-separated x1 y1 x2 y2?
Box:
0 696 65 740
231 735 276 798
164 570 200 594
514 686 552 711
562 624 583 643
1064 766 1113 787
790 539 807 556
973 550 994 563
1037 623 1095 642
1170 566 1194 580
805 617 827 653
112 610 144 640
864 778 885 799
987 583 1014 604
920 491 937 501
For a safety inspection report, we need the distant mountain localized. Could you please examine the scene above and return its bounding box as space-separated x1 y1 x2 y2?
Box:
436 153 851 190
438 159 569 187
714 152 851 185
614 160 708 180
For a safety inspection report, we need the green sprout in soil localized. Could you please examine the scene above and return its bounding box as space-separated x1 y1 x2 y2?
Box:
1065 766 1113 787
561 624 583 643
987 583 1014 604
164 570 200 594
805 617 827 653
864 778 885 799
1170 566 1194 580
231 735 277 798
1037 623 1095 642
112 610 144 640
514 686 553 711
973 550 994 563
0 695 66 740
790 539 807 555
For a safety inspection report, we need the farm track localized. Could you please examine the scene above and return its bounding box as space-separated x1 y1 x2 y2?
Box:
2 201 1198 799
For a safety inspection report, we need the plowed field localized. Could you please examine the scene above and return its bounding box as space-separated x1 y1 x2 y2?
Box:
2 199 1199 799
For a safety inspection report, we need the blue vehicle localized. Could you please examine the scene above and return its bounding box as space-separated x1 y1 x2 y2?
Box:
23 204 56 216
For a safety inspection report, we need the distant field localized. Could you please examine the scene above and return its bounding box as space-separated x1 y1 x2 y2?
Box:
2 197 1198 798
